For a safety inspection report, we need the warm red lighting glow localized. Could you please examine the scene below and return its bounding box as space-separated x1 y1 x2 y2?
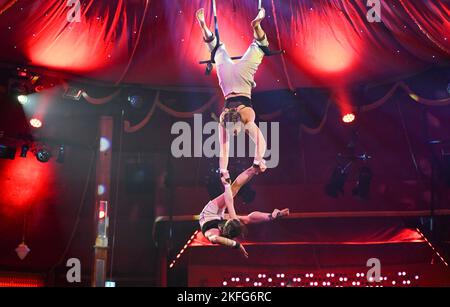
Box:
25 5 129 74
99 210 106 219
0 156 55 215
308 36 355 73
342 113 356 124
0 276 43 287
30 118 42 128
293 9 359 77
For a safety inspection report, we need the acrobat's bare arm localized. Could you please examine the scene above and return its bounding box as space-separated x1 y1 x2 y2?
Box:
205 229 248 258
223 183 238 220
219 124 230 182
210 166 260 209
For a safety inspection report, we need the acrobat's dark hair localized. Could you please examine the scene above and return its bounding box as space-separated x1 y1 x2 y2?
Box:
220 219 247 239
221 109 242 127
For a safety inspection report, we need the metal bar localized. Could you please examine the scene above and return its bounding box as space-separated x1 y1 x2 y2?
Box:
154 209 450 223
200 50 283 64
200 56 243 64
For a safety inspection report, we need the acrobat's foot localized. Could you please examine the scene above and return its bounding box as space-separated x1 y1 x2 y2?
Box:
196 8 206 27
251 7 266 28
272 208 290 220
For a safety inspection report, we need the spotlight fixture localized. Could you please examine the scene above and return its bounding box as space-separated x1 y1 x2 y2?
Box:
127 93 144 108
342 113 356 124
56 145 65 163
20 145 29 158
0 144 17 160
325 165 349 198
352 167 373 200
36 148 51 163
30 118 43 129
8 79 29 100
63 86 83 101
17 94 29 105
16 67 28 78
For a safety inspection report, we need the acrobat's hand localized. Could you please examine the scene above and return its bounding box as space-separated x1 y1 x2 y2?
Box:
271 208 290 220
220 170 232 186
253 160 267 173
239 244 249 258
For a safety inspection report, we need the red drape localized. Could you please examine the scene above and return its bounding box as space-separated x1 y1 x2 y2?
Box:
0 0 448 90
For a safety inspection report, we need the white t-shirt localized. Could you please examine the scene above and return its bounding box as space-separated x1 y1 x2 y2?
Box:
199 200 226 228
206 37 269 98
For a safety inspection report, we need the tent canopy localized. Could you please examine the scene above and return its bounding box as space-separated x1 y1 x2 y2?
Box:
0 0 448 91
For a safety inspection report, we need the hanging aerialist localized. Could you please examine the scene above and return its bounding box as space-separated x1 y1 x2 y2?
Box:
196 7 270 184
199 166 290 258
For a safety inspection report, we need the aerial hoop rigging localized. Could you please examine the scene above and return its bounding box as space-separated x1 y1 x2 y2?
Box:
199 0 284 75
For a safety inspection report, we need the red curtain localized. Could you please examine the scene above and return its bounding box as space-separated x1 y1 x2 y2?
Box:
0 0 448 90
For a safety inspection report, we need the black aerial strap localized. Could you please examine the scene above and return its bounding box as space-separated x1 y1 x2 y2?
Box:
206 0 220 75
201 0 284 75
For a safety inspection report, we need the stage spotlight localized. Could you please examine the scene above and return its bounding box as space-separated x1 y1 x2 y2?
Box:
36 149 51 163
0 144 17 160
16 68 28 78
56 145 65 163
20 145 29 158
9 79 29 99
342 113 356 124
352 167 373 200
127 93 144 108
63 86 83 101
17 95 29 105
30 118 42 128
325 166 348 198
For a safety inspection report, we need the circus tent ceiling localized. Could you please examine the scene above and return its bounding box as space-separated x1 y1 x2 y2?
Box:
0 0 448 91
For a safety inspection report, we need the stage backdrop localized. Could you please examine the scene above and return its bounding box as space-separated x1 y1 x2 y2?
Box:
0 0 448 91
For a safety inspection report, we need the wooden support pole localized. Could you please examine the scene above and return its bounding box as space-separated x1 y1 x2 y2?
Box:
92 116 113 287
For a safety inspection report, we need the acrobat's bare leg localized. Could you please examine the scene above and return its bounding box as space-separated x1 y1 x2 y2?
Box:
231 167 260 197
246 122 267 169
238 108 267 170
210 166 260 209
223 184 238 220
196 8 214 41
241 209 290 225
251 8 266 41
